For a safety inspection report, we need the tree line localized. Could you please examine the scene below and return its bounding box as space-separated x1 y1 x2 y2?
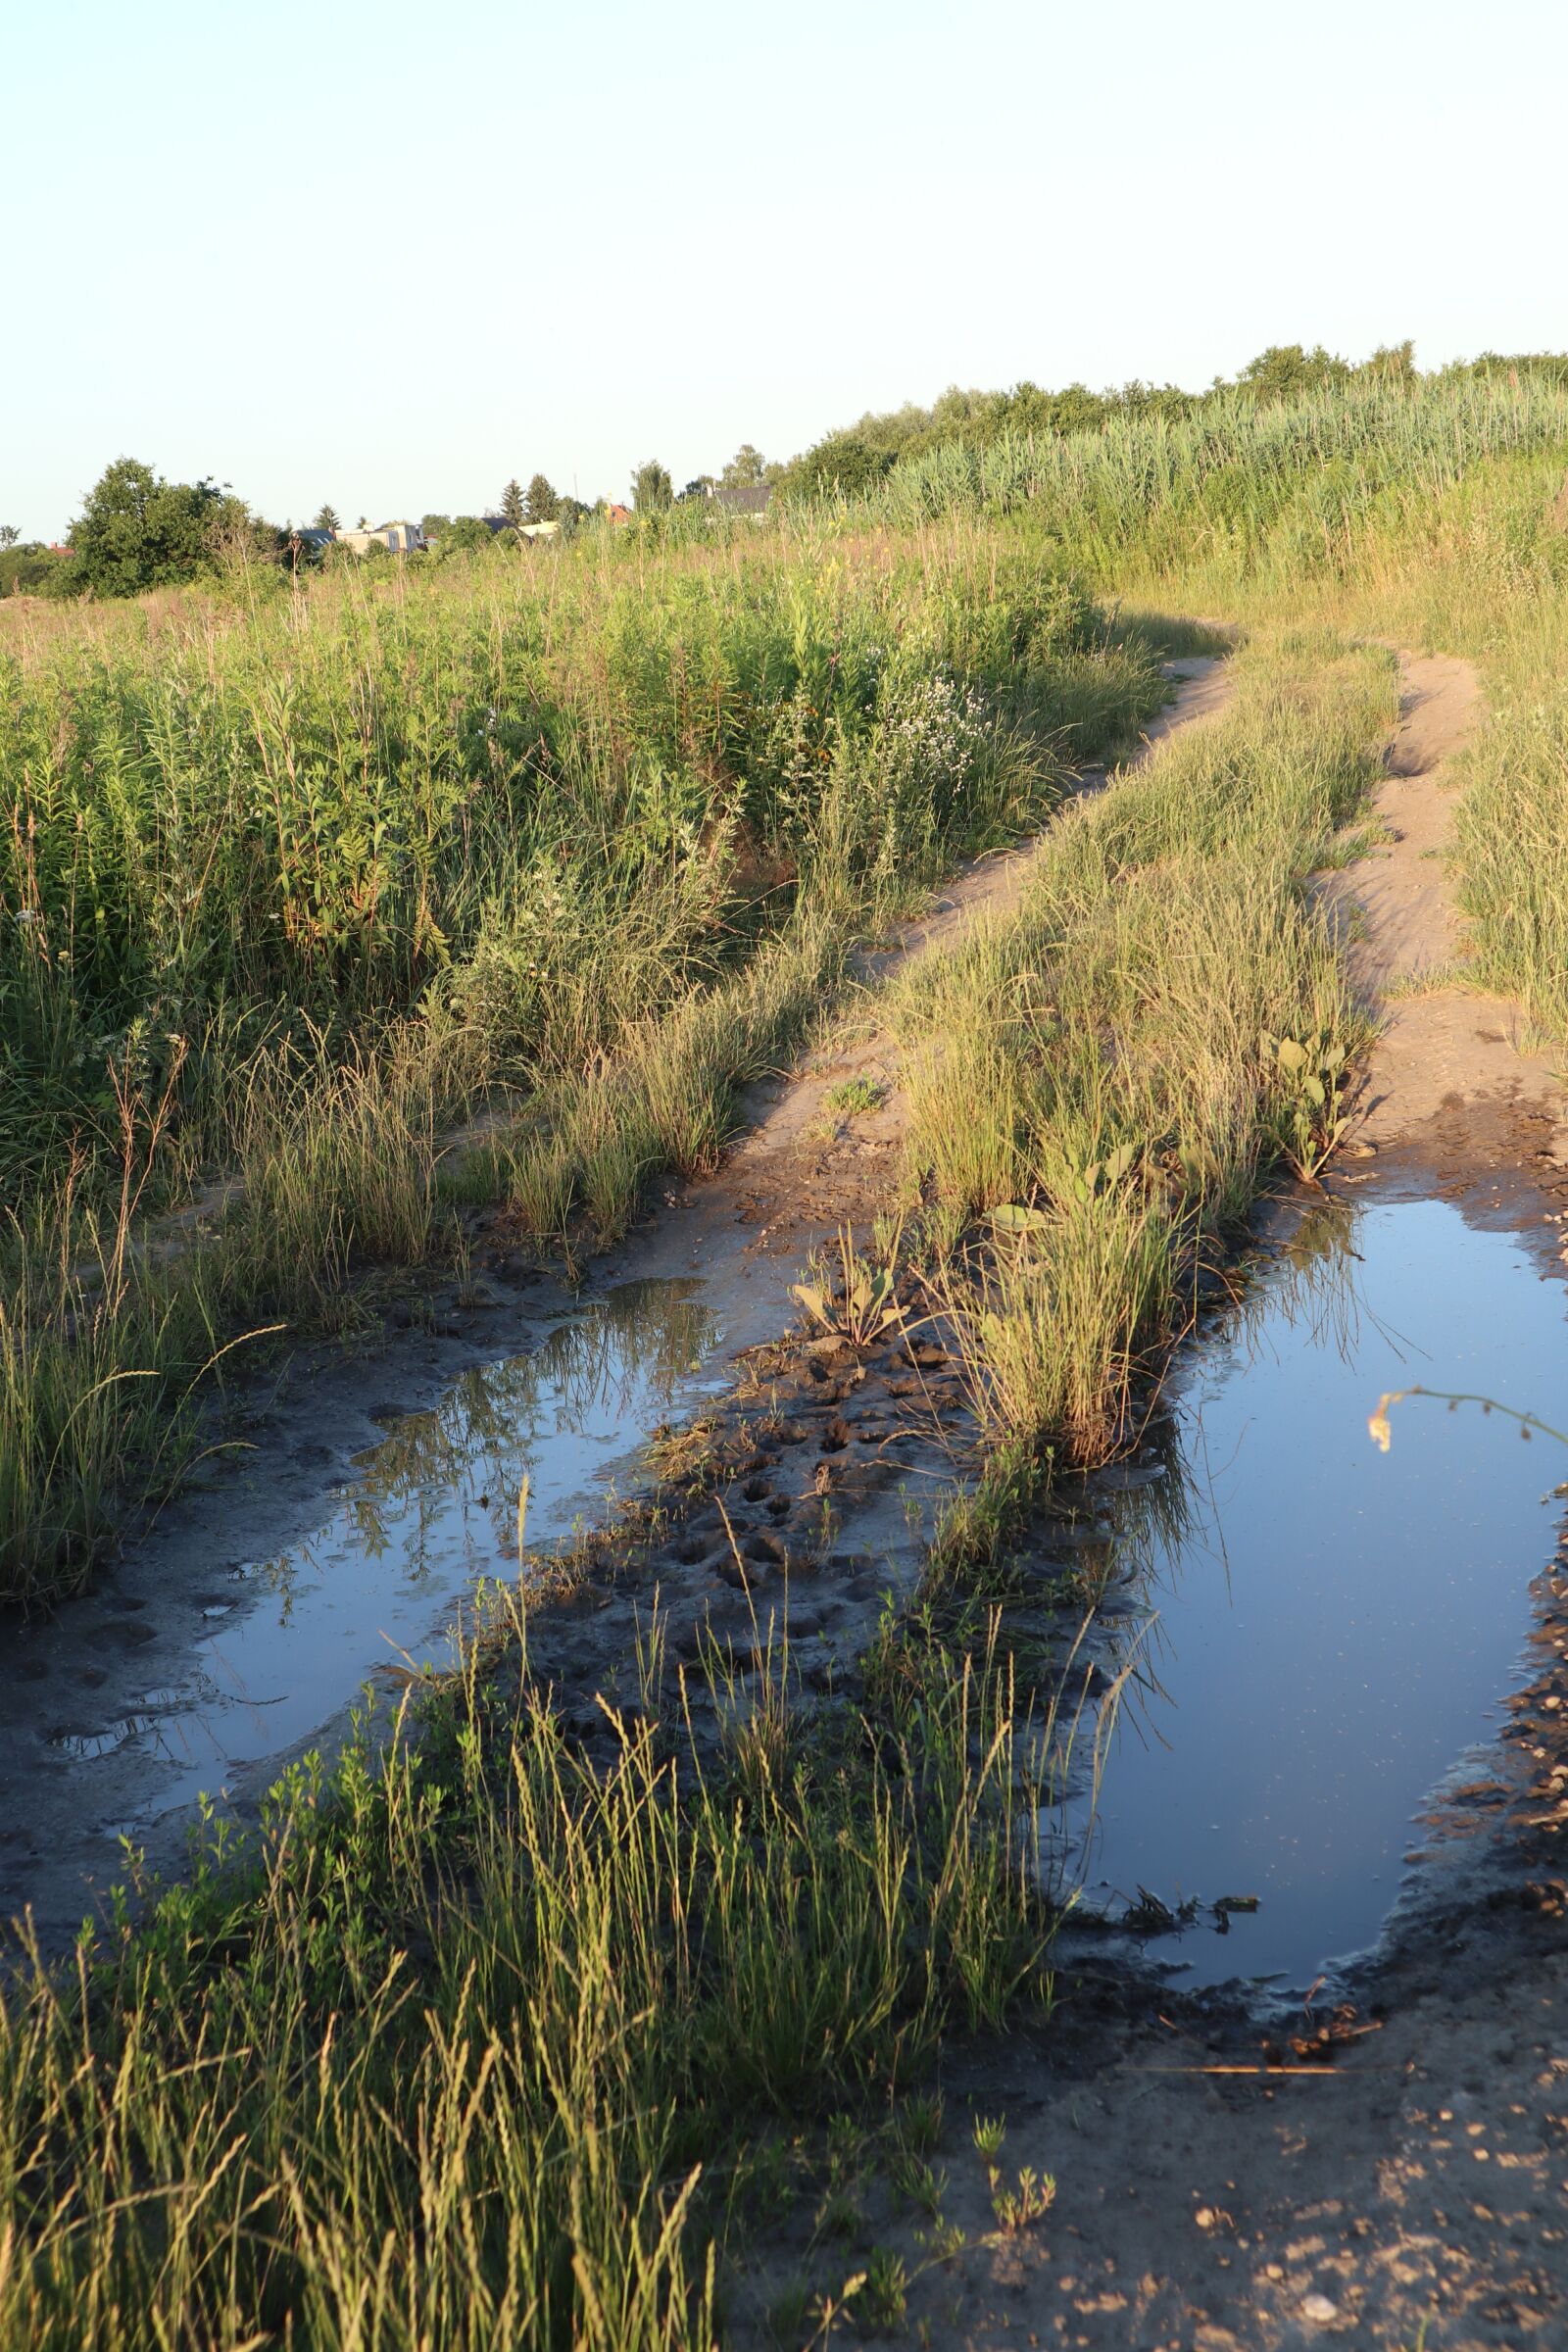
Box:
9 345 1568 602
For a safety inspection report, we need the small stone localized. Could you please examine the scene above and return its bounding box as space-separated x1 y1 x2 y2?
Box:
1301 2293 1340 2325
1195 2207 1216 2230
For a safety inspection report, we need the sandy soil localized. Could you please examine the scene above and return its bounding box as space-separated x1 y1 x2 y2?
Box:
731 653 1568 2352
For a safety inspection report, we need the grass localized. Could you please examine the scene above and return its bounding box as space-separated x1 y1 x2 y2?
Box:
0 1599 1052 2351
0 530 1172 1607
8 367 1568 2344
890 634 1392 1486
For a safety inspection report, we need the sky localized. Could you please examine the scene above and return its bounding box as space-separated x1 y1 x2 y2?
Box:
6 0 1567 541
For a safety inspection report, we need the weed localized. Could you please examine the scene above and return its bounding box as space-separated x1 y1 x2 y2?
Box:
822 1075 886 1119
848 2247 909 2334
989 2165 1056 2233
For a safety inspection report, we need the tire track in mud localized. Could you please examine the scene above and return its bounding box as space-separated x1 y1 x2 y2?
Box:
2 659 1233 1951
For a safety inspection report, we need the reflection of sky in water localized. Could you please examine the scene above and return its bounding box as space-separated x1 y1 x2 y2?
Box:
1070 1198 1567 1989
84 1281 721 1825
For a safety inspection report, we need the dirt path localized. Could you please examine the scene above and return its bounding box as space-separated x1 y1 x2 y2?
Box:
1326 652 1568 1160
804 654 1568 2352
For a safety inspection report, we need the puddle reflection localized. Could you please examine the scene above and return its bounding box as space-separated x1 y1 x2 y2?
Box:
1058 1196 1567 1988
50 1280 721 1824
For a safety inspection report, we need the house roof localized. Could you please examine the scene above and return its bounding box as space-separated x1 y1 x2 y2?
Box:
713 483 771 514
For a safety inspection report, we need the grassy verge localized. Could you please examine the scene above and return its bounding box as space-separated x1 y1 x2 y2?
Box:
0 1601 1048 2351
884 632 1393 1574
0 534 1175 1609
0 624 1401 2349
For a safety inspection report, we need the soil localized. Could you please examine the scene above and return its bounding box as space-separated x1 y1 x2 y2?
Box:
719 653 1568 2352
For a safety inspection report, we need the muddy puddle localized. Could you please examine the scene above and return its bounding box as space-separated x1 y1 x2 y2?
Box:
2 1280 723 1939
1063 1193 1567 1992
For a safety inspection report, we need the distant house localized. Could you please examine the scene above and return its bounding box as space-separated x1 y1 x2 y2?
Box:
712 483 771 518
335 520 426 555
292 527 335 557
606 503 633 525
518 520 559 541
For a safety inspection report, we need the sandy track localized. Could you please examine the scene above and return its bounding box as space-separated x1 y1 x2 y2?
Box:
1325 652 1568 1157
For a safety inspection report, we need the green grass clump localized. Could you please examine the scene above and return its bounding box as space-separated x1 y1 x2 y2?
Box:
0 1610 1048 2351
892 633 1394 1477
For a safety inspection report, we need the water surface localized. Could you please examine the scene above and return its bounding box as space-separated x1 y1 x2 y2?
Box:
1074 1196 1565 1988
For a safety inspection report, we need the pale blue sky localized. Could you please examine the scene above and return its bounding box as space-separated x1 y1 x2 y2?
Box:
5 0 1565 539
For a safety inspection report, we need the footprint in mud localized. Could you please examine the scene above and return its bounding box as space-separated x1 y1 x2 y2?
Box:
818 1416 852 1456
84 1618 158 1652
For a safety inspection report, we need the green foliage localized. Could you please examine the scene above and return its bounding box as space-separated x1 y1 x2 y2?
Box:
0 1619 1051 2348
498 476 526 530
66 456 249 598
720 442 767 489
443 513 494 550
523 472 560 523
632 458 673 512
418 510 451 538
0 542 66 597
905 637 1393 1468
313 502 341 531
0 520 1164 1598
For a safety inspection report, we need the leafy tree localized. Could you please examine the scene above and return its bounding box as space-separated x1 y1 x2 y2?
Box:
445 515 494 552
523 473 559 524
313 504 341 532
0 524 18 549
1235 344 1351 403
419 513 452 539
499 478 526 530
631 460 672 513
786 431 894 501
0 541 64 597
720 443 766 489
1364 340 1416 384
679 475 716 502
67 457 244 599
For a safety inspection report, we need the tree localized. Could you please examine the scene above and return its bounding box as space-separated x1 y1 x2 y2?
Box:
68 457 244 599
313 504 341 532
445 515 495 552
679 475 716 502
1234 344 1350 403
0 524 18 549
419 513 452 540
785 432 893 502
720 443 766 490
499 478 526 531
523 473 559 524
631 460 672 513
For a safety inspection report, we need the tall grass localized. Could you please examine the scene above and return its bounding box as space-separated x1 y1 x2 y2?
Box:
892 635 1394 1473
0 1607 1048 2351
866 375 1568 584
0 530 1171 1607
